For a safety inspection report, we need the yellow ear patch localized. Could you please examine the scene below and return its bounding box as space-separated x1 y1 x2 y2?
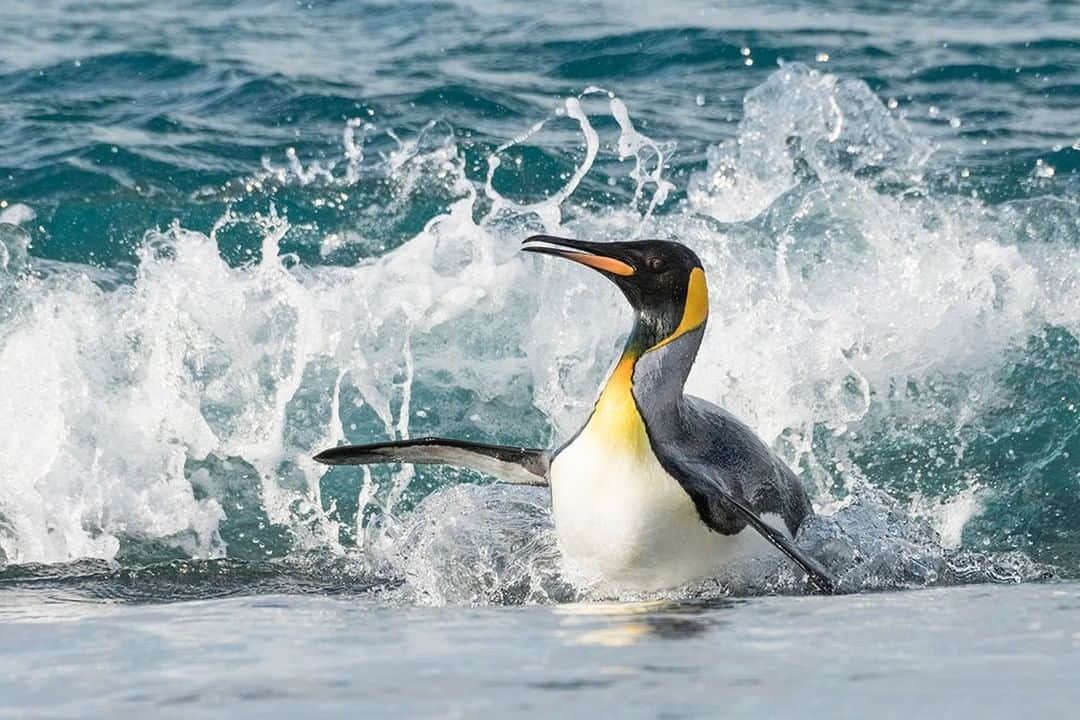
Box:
650 267 709 351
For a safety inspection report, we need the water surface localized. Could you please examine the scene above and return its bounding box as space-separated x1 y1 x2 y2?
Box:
3 582 1078 718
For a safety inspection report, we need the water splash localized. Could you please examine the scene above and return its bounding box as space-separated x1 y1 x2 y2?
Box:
484 88 673 232
688 63 932 222
0 67 1075 603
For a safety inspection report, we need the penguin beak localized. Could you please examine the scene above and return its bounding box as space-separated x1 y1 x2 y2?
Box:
521 235 636 277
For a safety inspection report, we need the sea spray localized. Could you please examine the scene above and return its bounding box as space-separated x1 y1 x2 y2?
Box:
0 65 1074 599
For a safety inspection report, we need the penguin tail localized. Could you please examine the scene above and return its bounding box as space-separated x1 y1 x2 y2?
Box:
314 437 550 487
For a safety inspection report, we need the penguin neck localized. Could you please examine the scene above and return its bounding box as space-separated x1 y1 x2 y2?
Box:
621 265 710 405
590 315 705 434
586 266 710 449
626 315 704 407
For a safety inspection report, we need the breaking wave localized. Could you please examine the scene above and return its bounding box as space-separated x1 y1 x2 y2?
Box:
1 64 1076 603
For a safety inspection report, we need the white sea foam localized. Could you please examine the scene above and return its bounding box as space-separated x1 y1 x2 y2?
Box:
0 203 36 227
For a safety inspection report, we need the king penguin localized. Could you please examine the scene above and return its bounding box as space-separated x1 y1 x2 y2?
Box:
315 235 836 594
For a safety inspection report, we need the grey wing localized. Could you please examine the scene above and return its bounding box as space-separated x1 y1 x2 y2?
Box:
314 438 550 486
629 335 811 532
637 392 834 592
675 396 812 535
660 454 836 594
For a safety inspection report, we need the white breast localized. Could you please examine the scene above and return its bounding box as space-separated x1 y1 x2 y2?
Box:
549 426 780 593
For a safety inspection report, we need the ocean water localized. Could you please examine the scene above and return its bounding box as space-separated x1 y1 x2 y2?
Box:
0 0 1078 715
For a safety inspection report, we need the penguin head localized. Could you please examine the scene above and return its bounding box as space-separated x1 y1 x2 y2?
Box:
522 235 708 351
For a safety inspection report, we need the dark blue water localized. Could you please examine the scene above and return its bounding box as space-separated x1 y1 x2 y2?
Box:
0 1 1078 714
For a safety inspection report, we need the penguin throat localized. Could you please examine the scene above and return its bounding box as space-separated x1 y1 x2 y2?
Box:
590 326 704 452
589 351 651 455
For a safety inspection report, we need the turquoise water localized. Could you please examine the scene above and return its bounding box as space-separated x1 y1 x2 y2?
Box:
0 0 1078 714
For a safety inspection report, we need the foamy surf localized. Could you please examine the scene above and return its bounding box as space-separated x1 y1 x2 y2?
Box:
0 64 1075 603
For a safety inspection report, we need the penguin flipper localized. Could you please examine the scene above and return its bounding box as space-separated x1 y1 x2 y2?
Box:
670 460 837 594
720 492 838 595
314 438 550 486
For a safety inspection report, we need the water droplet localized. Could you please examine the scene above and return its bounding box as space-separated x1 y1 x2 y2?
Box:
695 94 705 107
740 47 751 57
815 52 829 63
744 58 754 66
887 98 898 109
1033 159 1055 178
949 117 962 128
928 106 940 118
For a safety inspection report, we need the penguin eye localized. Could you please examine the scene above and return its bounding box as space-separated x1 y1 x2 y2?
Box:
645 256 666 272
